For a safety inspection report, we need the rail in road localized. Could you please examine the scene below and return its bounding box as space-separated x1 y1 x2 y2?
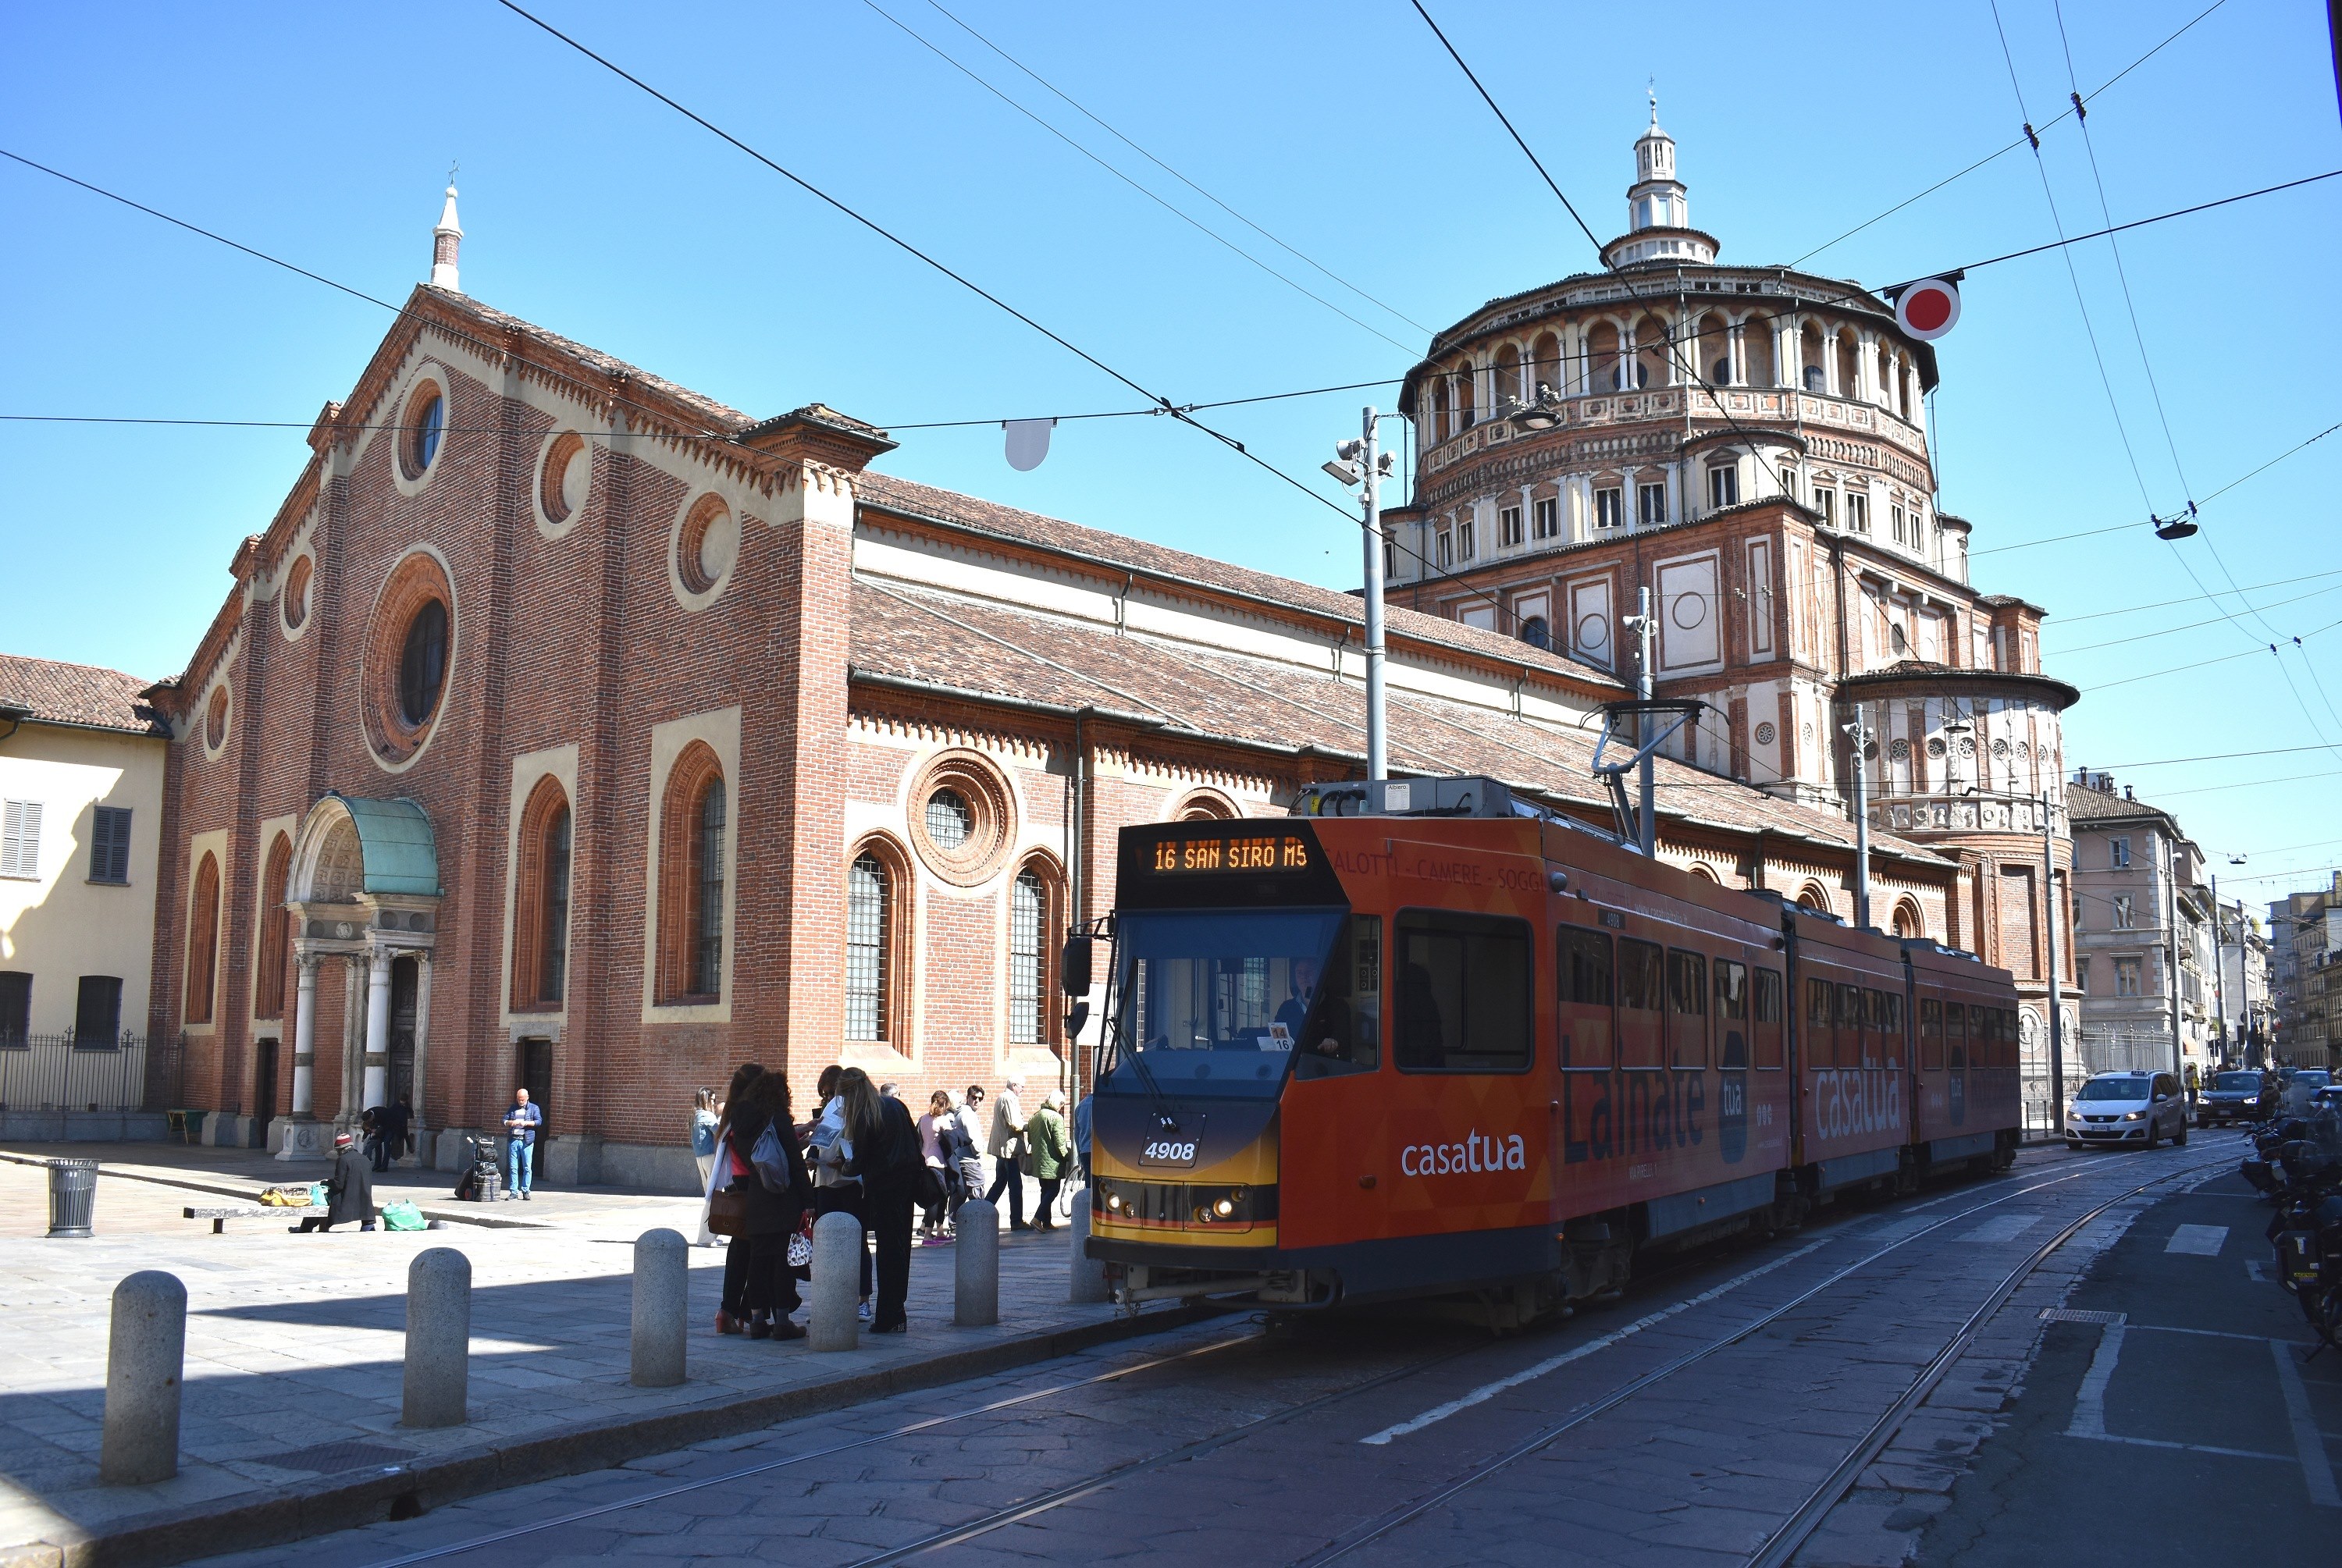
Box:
249 1145 2240 1568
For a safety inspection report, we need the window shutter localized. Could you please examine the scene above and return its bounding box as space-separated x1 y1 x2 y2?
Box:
91 807 131 884
1 801 41 880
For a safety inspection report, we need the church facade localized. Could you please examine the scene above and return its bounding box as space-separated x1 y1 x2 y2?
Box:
143 155 2030 1184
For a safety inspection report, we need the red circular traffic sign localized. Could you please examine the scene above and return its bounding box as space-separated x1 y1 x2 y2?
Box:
1895 278 1961 340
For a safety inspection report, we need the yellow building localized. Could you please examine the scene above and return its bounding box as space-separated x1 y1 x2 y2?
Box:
0 655 169 1134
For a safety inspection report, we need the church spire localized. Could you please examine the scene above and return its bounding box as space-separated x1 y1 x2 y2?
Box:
430 172 462 293
1603 97 1715 270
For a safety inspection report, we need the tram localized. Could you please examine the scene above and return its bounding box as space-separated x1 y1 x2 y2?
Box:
1078 776 2021 1317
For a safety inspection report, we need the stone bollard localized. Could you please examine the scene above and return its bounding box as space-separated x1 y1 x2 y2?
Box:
401 1247 471 1428
807 1211 863 1351
100 1271 186 1484
631 1228 689 1388
956 1197 1000 1327
1069 1189 1111 1305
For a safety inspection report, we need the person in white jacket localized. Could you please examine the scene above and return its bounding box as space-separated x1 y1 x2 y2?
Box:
984 1075 1029 1231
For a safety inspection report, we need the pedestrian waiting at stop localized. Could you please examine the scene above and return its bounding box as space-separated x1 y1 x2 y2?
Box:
916 1090 955 1241
949 1088 988 1232
838 1067 921 1333
721 1068 811 1340
502 1087 542 1200
713 1062 767 1334
691 1087 723 1247
987 1074 1030 1231
290 1132 376 1232
1024 1090 1072 1231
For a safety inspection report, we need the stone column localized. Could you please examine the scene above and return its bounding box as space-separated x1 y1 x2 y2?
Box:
290 955 318 1115
273 954 330 1161
407 953 432 1163
362 948 392 1110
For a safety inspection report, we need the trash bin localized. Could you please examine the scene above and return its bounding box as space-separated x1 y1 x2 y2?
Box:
48 1158 99 1239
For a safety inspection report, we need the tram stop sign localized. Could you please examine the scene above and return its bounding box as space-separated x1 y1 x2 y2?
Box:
1892 277 1961 341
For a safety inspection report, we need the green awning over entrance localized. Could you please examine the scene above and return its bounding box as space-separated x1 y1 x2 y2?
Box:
335 794 442 896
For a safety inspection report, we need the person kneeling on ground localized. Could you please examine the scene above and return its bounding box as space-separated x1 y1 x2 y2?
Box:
292 1132 376 1232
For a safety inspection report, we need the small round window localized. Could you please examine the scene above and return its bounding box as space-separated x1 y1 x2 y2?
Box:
401 383 445 479
541 432 589 528
924 788 972 849
205 686 230 752
399 600 449 725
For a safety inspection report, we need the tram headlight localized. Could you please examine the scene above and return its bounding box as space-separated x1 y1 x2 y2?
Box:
1214 1197 1235 1218
1105 1191 1123 1213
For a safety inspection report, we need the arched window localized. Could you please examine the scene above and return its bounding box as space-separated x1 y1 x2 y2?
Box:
1529 331 1562 395
1632 313 1669 389
512 777 574 1011
1009 867 1051 1044
256 834 291 1020
656 743 727 1003
1586 322 1621 393
1740 317 1777 386
187 851 221 1025
845 849 893 1041
1432 380 1450 443
398 599 448 726
1797 883 1834 917
1519 616 1551 649
1455 363 1476 428
1494 342 1523 407
1892 899 1925 940
1836 329 1861 400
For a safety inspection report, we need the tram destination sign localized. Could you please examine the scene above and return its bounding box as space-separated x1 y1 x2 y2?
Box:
1117 822 1346 909
1148 834 1312 875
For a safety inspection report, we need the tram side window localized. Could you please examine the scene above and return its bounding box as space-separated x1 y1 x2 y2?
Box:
1752 969 1785 1069
1880 991 1905 1068
1920 997 1944 1071
1968 1005 1988 1071
1713 959 1749 1069
1838 983 1864 1070
1294 914 1383 1079
1668 951 1708 1069
1946 1001 1968 1071
1395 910 1532 1073
2000 1008 2020 1068
1806 977 1834 1072
1618 938 1665 1069
1557 927 1614 1070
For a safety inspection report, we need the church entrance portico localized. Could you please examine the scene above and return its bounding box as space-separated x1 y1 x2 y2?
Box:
272 794 441 1162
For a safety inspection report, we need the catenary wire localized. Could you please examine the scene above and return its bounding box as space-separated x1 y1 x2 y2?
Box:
1406 0 1604 257
2042 580 2342 656
856 0 1418 357
917 0 1435 338
2051 567 2342 626
1792 0 2233 267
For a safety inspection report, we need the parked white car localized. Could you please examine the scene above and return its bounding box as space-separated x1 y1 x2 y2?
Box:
2064 1071 2189 1150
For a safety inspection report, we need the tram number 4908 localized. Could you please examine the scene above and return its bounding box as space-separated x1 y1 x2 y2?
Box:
1141 1140 1199 1168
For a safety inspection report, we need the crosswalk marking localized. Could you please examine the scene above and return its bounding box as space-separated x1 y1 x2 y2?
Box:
2165 1224 2227 1256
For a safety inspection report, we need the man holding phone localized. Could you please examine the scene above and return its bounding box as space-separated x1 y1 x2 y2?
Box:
503 1087 543 1201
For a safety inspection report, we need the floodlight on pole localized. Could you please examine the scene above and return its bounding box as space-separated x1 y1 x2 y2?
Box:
1336 411 1391 782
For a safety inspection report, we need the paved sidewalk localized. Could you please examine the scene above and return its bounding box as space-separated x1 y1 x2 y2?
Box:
0 1153 1145 1568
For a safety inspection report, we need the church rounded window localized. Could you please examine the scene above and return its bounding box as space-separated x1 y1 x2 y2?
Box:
539 431 589 531
908 750 1014 887
1519 616 1551 649
1927 737 1947 759
1888 738 1910 763
203 684 230 754
1753 721 1776 746
399 599 449 726
282 554 312 632
673 492 739 603
364 549 457 769
400 382 446 480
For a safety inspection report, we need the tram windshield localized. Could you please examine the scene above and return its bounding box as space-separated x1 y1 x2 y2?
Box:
1102 908 1358 1098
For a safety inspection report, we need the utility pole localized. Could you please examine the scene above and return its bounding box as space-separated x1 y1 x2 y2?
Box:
1625 588 1658 856
1842 713 1873 930
2042 789 2066 1126
1326 411 1393 781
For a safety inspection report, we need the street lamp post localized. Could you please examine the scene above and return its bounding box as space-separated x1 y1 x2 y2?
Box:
1326 410 1397 782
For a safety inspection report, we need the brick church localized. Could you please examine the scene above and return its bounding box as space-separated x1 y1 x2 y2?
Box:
143 126 2066 1185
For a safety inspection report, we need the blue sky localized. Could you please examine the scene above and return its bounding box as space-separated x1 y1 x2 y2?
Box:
3 1 2337 903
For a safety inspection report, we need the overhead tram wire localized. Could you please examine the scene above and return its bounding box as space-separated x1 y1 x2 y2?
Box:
1792 0 2233 268
917 0 1436 340
2051 567 2342 625
856 0 1419 357
1406 0 1603 257
489 1 1550 638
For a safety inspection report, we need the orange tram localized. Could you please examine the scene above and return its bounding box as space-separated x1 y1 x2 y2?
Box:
1080 776 2021 1318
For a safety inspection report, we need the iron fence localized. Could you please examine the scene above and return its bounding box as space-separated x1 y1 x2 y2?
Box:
0 1032 177 1112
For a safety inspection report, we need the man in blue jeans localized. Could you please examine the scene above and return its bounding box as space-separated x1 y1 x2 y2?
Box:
502 1088 542 1201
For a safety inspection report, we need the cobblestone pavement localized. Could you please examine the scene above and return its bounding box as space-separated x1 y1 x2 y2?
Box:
0 1149 1116 1559
177 1142 2257 1568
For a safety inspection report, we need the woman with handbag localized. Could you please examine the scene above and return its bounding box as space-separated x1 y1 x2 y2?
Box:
721 1071 812 1340
916 1090 955 1242
710 1063 765 1335
838 1068 921 1333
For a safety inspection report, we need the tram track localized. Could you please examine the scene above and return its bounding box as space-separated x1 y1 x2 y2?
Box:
1301 1145 2239 1567
342 1148 2230 1568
